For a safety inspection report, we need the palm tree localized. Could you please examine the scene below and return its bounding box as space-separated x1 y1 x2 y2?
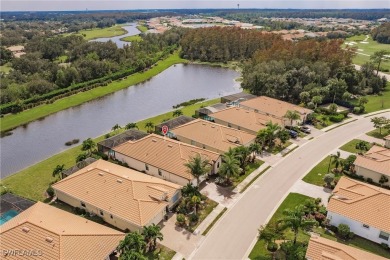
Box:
52 164 65 180
219 153 241 184
76 153 87 163
182 183 201 198
371 116 389 135
266 121 281 148
249 142 262 162
145 121 155 133
125 122 138 130
284 110 301 126
355 140 369 154
81 138 96 155
117 231 146 256
277 205 317 244
256 129 269 147
233 146 251 175
142 224 163 252
331 151 344 173
191 195 201 215
173 109 183 117
121 250 147 260
184 154 211 187
112 123 121 133
311 95 323 109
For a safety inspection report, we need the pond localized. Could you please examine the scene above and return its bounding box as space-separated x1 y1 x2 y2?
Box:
90 23 140 48
1 64 241 177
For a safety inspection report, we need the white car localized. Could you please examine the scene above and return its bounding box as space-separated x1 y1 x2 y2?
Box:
300 126 311 134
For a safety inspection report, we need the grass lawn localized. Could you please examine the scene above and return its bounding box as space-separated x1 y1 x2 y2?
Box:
0 98 220 201
1 52 187 132
339 139 373 153
0 63 12 74
145 244 176 260
312 114 335 129
302 156 332 186
361 83 390 113
120 35 143 42
344 34 390 73
270 141 292 155
137 24 148 33
366 128 390 139
233 160 264 187
249 193 311 260
187 199 218 233
75 25 127 40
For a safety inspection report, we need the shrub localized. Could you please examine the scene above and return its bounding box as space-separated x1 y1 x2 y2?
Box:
267 242 278 252
74 207 87 215
315 198 322 205
323 173 335 188
314 212 326 225
176 214 186 226
72 139 80 144
381 243 389 250
329 114 344 122
46 186 54 197
353 106 361 114
338 224 350 239
189 213 199 223
101 153 108 160
65 141 73 146
348 232 355 239
366 178 373 184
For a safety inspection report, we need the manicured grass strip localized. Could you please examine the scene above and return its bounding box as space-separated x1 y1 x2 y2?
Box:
366 128 390 139
240 166 271 193
188 199 218 233
364 110 390 117
249 193 310 260
302 156 331 186
1 52 187 132
202 207 227 236
282 145 298 157
0 98 220 201
120 35 143 42
145 244 176 260
339 139 372 153
324 119 358 132
233 160 264 187
76 25 127 40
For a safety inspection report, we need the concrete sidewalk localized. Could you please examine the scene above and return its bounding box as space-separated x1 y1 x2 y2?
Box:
234 163 270 193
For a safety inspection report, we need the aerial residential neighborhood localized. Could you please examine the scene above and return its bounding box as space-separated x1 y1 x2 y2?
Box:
0 3 390 260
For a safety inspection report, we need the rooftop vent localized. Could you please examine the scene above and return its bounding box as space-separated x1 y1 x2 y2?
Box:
22 227 30 233
152 139 157 142
98 172 104 176
46 237 53 243
117 179 123 183
104 168 110 172
211 126 215 128
168 145 173 148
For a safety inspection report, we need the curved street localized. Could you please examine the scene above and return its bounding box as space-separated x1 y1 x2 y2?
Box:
191 111 390 260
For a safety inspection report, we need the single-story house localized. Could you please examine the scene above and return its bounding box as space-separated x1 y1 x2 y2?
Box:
306 236 387 260
52 159 182 232
170 119 256 154
0 202 124 260
327 177 390 247
353 145 390 183
154 115 195 136
239 96 312 125
385 134 390 149
112 134 221 186
6 45 26 58
209 107 284 135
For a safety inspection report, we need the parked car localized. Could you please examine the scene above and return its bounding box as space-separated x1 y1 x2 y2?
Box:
300 126 311 134
288 130 298 138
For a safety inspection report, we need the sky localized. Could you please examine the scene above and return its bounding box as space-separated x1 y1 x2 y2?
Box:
1 0 389 12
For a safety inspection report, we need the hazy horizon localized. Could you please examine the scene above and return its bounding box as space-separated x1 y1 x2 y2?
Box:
2 0 389 12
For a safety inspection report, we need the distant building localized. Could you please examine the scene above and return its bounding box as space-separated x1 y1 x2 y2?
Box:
353 145 390 183
239 96 312 125
209 107 284 135
0 202 124 260
327 177 390 247
53 160 182 232
6 45 25 58
306 236 387 260
170 119 256 154
113 134 221 186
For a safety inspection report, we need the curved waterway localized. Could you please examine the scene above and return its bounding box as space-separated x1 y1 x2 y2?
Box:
90 23 140 48
1 64 241 177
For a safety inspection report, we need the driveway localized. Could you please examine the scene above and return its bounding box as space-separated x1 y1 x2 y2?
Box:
191 111 390 260
289 179 331 206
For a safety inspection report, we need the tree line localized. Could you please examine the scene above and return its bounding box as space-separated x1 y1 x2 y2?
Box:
371 22 390 44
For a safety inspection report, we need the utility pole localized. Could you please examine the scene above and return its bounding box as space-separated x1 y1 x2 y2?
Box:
237 3 240 9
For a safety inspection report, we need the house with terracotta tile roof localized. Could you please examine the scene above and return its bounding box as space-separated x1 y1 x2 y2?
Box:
385 134 390 149
327 177 390 246
209 107 284 135
170 119 256 154
306 236 387 260
52 160 182 232
112 134 221 186
0 201 124 260
353 145 390 183
239 96 312 125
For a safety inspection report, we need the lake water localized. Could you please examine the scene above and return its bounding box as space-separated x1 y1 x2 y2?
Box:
1 64 241 177
90 23 140 48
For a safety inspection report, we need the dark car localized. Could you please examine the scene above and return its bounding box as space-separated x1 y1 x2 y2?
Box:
288 130 298 138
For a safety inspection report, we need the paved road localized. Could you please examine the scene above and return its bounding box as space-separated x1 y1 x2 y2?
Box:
191 112 390 260
354 64 390 80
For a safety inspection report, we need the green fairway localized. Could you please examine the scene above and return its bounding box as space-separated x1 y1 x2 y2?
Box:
75 25 127 40
345 34 390 73
1 52 187 132
120 35 143 42
361 83 390 113
137 24 148 33
0 98 220 201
